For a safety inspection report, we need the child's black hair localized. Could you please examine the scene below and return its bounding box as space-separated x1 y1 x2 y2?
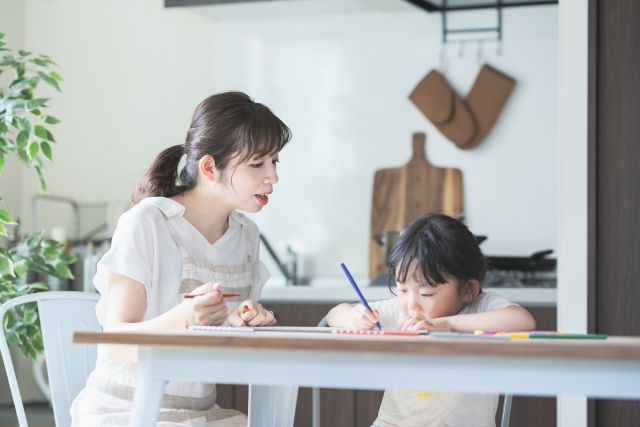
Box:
387 213 487 292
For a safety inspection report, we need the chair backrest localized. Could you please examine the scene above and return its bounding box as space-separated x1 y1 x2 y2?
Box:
39 292 102 427
0 291 101 427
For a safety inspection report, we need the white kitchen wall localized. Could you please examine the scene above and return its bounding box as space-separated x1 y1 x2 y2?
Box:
0 0 25 243
207 4 559 278
15 0 216 236
7 1 558 279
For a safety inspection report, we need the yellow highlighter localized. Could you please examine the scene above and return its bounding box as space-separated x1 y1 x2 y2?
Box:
474 330 530 339
496 332 529 339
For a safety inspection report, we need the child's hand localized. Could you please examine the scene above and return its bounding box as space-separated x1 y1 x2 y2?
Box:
399 316 453 332
229 300 277 327
350 304 380 330
181 282 229 327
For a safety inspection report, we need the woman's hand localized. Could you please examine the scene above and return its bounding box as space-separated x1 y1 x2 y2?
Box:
180 282 230 327
349 304 380 330
228 300 276 327
398 316 453 332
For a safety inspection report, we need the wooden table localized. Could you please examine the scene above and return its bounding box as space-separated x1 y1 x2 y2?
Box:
74 331 640 427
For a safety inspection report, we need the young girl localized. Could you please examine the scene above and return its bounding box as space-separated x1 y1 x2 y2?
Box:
327 213 536 427
71 91 291 427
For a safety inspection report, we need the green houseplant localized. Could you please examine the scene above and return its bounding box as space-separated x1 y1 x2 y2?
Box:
0 32 77 361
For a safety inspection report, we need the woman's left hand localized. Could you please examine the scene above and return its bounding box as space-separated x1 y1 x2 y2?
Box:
228 300 277 327
398 316 453 332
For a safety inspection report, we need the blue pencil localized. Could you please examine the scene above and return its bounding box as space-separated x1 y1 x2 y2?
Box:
340 263 381 330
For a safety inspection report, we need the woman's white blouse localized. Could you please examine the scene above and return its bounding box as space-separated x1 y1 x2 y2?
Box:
93 197 270 326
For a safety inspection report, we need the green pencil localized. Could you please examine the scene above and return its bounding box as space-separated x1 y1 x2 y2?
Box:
528 333 607 339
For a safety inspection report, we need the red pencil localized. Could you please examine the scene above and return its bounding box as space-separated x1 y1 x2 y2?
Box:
182 293 240 299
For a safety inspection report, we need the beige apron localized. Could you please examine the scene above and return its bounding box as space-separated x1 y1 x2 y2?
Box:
71 212 253 427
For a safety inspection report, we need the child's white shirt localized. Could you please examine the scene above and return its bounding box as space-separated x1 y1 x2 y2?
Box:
370 292 518 427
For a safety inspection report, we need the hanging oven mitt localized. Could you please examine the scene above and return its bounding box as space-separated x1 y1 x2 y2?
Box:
462 65 516 150
409 70 478 148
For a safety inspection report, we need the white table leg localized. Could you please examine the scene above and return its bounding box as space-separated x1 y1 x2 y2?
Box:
248 384 298 427
311 387 321 427
129 376 166 427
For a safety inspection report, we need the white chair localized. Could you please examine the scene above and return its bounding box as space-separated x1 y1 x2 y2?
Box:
313 316 514 427
0 291 101 427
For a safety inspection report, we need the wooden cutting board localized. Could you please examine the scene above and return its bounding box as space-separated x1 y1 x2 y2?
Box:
369 132 464 279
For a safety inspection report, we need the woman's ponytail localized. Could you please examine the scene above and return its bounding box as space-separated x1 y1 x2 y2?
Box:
131 144 188 205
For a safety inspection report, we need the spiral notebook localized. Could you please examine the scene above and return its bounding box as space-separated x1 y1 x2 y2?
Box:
189 326 335 333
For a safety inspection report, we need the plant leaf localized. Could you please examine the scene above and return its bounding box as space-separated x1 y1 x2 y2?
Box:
10 76 38 91
43 115 61 125
31 58 51 67
26 98 49 110
13 260 26 278
41 238 64 249
1 54 16 65
38 175 47 193
29 253 45 265
54 262 74 279
16 131 29 149
34 125 55 142
32 336 44 353
40 141 52 161
16 117 34 134
24 311 37 324
49 71 63 81
41 247 59 258
0 210 14 224
28 141 39 160
34 124 47 140
27 342 38 361
37 72 61 92
58 253 77 264
0 253 14 276
5 330 21 345
28 283 50 291
25 232 42 249
0 222 6 238
18 50 31 57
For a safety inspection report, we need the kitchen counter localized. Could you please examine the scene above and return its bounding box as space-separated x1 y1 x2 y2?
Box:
260 277 556 307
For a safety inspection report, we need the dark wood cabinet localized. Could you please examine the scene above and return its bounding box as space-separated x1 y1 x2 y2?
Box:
215 301 556 427
589 1 640 426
